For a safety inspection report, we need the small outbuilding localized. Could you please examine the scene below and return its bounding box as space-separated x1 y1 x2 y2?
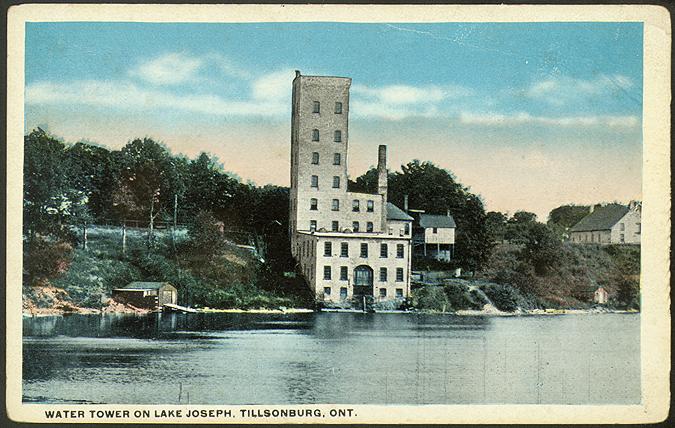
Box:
112 282 177 309
594 286 609 305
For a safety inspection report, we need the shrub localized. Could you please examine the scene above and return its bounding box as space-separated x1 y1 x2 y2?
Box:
24 238 73 285
443 283 475 310
481 283 523 312
412 286 450 312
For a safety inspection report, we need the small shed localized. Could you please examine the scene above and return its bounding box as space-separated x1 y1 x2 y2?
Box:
112 282 177 309
594 286 609 305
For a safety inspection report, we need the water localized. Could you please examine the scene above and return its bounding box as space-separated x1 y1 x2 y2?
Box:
23 312 640 405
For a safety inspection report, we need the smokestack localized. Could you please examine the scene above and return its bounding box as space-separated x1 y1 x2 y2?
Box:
295 70 301 78
447 209 451 217
377 145 388 200
404 195 409 212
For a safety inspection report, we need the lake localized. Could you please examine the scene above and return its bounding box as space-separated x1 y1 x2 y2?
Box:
22 312 640 405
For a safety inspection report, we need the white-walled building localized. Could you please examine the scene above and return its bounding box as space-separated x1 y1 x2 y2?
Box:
289 71 413 303
412 213 456 262
569 201 641 245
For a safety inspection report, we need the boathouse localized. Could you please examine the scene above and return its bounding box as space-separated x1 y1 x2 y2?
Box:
112 282 177 309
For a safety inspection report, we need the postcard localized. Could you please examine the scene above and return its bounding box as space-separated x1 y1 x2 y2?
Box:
5 3 671 424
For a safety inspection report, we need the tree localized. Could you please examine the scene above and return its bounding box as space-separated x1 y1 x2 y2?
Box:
505 211 538 244
518 222 563 275
548 204 591 229
485 211 508 243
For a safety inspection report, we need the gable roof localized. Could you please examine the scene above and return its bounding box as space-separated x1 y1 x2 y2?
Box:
121 281 173 290
569 204 630 232
386 202 413 221
419 214 456 229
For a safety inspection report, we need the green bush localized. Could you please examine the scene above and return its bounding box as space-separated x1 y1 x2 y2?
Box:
481 283 523 312
412 286 450 312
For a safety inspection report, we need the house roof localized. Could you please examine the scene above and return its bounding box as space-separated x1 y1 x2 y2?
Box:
569 204 630 232
419 214 456 229
120 281 173 290
386 202 414 221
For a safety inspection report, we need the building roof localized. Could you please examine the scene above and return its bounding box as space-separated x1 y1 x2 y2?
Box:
386 203 414 221
419 214 456 229
120 281 173 290
569 204 630 232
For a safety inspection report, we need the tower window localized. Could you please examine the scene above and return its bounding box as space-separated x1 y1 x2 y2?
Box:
396 244 404 258
366 222 374 233
332 176 340 188
333 153 341 165
311 175 318 188
323 266 331 280
360 243 368 258
340 242 348 257
396 268 404 282
380 243 388 258
335 102 342 114
324 242 332 257
332 199 340 211
367 200 374 212
311 152 319 164
334 130 342 142
352 221 360 232
312 129 320 141
310 198 318 211
313 101 320 114
352 200 360 212
331 221 339 232
310 220 317 231
379 267 387 282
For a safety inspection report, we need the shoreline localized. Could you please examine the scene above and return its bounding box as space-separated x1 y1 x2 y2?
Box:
22 306 638 318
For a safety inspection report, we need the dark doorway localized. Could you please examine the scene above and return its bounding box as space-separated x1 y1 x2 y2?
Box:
353 265 374 296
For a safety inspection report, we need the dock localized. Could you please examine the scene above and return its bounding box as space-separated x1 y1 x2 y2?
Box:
162 303 199 313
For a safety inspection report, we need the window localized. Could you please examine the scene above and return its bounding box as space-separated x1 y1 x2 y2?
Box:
333 153 341 165
396 244 404 258
388 227 393 235
313 101 320 113
620 233 625 243
323 267 331 280
396 288 403 298
433 227 438 234
352 200 360 212
379 267 387 282
637 222 641 234
396 268 404 282
311 175 318 188
311 152 319 164
360 243 368 258
332 176 340 188
340 266 348 281
324 242 332 256
404 223 410 234
620 223 625 231
352 221 360 232
332 221 339 232
332 199 340 211
324 287 331 296
379 288 387 298
340 242 348 257
312 129 320 141
340 287 348 299
366 222 374 232
334 130 342 142
367 200 374 212
335 102 342 114
380 243 388 258
310 198 318 211
310 220 317 231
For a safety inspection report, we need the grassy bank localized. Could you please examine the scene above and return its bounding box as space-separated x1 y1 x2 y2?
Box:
412 243 640 313
23 226 313 313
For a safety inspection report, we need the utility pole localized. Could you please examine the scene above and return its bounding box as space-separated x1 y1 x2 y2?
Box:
122 221 127 255
172 194 178 253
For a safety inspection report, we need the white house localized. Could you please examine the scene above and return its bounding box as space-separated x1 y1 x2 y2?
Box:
569 201 641 245
412 212 456 262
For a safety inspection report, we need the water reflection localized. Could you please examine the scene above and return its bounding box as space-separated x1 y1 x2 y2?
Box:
23 312 640 405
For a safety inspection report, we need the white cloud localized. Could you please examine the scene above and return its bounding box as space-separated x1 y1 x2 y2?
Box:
350 83 471 120
459 111 639 128
526 74 635 105
131 52 204 86
26 79 288 117
252 69 297 101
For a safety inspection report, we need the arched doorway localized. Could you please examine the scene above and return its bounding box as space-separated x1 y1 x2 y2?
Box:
353 265 373 296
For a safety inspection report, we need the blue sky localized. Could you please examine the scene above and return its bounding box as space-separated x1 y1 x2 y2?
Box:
25 22 643 220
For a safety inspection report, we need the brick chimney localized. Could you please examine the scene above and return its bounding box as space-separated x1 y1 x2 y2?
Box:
404 194 409 212
377 145 388 231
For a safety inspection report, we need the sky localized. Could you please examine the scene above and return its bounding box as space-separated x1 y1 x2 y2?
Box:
24 22 643 220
